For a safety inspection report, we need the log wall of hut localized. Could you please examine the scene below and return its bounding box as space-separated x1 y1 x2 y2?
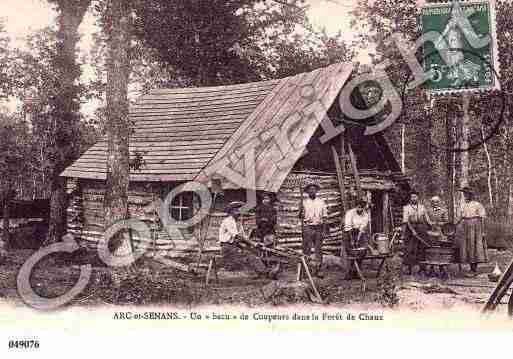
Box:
66 179 248 260
66 179 193 254
66 168 407 261
275 170 405 254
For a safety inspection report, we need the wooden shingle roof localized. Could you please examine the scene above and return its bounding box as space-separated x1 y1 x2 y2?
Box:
61 62 354 187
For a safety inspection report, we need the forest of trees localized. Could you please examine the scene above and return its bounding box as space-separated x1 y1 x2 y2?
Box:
1 0 512 252
351 0 513 224
0 0 353 248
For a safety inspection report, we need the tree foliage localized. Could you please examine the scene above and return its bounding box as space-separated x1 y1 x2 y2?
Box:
87 0 353 93
1 0 355 250
5 28 100 200
0 23 16 99
131 0 268 86
0 116 31 195
351 0 513 221
86 0 354 130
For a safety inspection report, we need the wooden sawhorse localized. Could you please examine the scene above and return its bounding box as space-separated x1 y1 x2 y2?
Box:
347 254 393 292
205 255 221 285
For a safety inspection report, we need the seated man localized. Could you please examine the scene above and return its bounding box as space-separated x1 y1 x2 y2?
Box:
219 202 280 279
344 198 370 278
255 192 277 247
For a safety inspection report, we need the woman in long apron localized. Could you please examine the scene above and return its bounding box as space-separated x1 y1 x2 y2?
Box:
457 187 488 274
402 191 431 275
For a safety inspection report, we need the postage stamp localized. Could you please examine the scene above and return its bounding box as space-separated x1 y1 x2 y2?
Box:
421 0 500 94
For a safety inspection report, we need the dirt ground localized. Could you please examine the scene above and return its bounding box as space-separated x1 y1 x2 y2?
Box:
0 247 512 313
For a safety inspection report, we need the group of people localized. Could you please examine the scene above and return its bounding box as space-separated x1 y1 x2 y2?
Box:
217 194 281 280
217 180 370 279
217 181 488 280
402 187 488 276
217 181 330 279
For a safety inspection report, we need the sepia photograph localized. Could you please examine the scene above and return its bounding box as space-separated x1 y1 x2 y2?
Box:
0 0 512 355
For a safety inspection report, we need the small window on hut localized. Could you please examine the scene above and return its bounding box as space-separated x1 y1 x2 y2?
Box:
170 192 198 221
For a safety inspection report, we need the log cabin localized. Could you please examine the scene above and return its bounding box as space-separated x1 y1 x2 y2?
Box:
61 62 410 262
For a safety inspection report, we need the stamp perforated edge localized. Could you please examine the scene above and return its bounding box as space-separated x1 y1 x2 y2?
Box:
420 0 501 96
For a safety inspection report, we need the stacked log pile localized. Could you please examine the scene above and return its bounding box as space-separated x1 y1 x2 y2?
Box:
389 192 405 229
66 180 247 261
275 172 344 253
354 170 398 191
66 181 181 252
388 172 411 228
66 179 84 242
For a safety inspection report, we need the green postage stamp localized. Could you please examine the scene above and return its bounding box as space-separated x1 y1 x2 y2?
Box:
421 0 500 94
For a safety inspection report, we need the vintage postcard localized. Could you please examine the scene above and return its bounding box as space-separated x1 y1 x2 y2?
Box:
0 0 512 356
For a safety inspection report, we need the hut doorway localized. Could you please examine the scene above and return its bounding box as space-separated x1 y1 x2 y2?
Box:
370 190 384 234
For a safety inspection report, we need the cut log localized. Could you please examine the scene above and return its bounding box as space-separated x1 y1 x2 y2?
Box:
149 254 193 273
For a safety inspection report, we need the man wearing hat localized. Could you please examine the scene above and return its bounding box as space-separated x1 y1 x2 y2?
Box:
457 186 488 275
255 192 277 247
218 201 280 279
299 180 328 277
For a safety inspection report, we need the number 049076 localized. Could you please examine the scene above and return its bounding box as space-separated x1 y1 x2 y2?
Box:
8 340 40 349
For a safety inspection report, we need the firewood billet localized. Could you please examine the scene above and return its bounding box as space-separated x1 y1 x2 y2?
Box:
237 238 302 261
301 256 323 303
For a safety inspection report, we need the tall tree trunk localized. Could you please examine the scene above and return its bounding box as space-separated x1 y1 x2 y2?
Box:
401 123 405 173
446 114 455 223
505 115 513 223
493 167 498 210
480 124 494 209
509 181 513 223
456 94 471 219
414 114 429 195
47 178 68 244
452 125 458 219
32 175 37 201
46 0 91 244
1 199 9 252
40 146 45 197
1 189 15 252
103 0 132 261
507 153 513 223
460 95 470 184
429 98 445 197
